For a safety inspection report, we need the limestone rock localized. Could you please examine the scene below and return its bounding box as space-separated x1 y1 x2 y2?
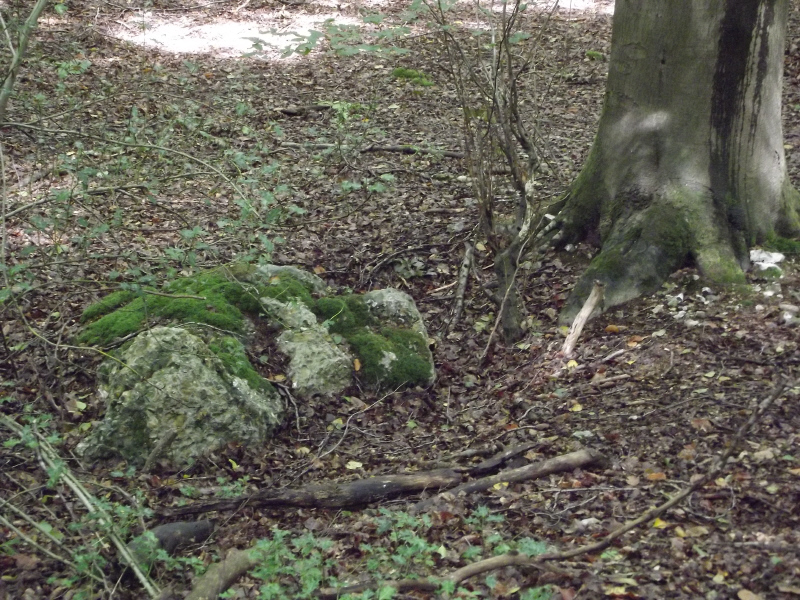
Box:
79 326 283 467
363 288 429 337
277 328 352 397
254 264 327 294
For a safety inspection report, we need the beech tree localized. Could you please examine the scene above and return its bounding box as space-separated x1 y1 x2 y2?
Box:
553 0 800 320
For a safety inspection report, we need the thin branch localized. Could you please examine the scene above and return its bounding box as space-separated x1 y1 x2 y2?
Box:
0 415 162 598
0 0 49 122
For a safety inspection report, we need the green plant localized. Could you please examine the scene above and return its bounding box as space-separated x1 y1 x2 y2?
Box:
392 67 434 86
246 508 551 599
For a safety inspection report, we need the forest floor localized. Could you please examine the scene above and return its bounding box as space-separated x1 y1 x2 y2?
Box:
1 0 799 599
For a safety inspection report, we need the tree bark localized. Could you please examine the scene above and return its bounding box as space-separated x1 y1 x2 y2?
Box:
555 0 800 321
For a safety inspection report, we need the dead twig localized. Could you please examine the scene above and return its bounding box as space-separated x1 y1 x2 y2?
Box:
562 280 604 358
444 241 474 333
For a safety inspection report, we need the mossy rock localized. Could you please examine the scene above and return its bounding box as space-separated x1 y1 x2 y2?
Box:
207 335 272 393
348 327 433 389
313 295 375 335
312 292 434 389
79 265 315 346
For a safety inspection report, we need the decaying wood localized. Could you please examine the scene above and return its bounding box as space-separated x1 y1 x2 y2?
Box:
184 548 259 600
162 469 462 517
128 520 214 567
162 445 605 518
412 448 607 512
562 280 604 358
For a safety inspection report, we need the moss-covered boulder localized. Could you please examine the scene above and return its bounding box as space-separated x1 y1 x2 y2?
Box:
79 264 434 401
78 326 283 467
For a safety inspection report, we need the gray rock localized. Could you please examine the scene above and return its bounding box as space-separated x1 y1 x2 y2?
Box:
79 327 283 467
277 328 352 397
259 297 318 329
254 264 327 294
363 289 429 337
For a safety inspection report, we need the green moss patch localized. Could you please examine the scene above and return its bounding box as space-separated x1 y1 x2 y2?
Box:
764 234 800 255
313 295 374 335
392 68 434 87
80 290 138 322
79 266 314 346
348 327 433 388
208 335 270 392
314 294 431 388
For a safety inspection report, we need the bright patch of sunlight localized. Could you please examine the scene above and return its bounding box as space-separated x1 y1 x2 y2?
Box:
110 0 612 60
111 11 362 60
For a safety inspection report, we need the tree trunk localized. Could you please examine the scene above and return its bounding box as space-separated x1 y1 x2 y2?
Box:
555 0 800 322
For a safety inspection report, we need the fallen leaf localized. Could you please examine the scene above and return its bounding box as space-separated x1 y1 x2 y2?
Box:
353 358 361 371
652 518 669 529
777 584 800 594
569 403 583 412
691 418 713 432
684 525 709 537
678 445 697 460
345 461 363 470
646 471 667 481
605 324 620 333
313 265 326 274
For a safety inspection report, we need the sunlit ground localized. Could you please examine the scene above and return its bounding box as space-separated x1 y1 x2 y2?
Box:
109 0 614 59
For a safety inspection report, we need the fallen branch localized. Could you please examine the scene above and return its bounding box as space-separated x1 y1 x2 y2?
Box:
274 104 332 116
184 548 259 600
128 520 215 568
412 448 607 512
562 280 604 358
325 378 794 596
162 469 463 517
162 444 597 517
